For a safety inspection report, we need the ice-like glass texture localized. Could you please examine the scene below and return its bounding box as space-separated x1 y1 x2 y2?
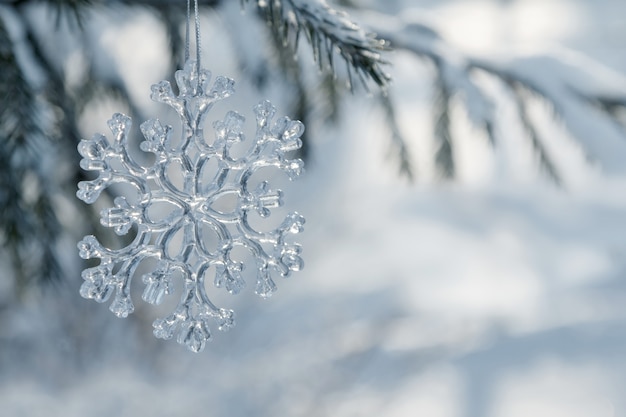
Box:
76 60 305 352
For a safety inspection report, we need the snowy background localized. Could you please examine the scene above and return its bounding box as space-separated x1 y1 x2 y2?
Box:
2 0 626 416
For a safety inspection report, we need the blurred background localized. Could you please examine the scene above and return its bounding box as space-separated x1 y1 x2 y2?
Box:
1 0 626 416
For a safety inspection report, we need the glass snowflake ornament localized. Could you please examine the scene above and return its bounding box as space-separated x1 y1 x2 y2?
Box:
76 60 305 352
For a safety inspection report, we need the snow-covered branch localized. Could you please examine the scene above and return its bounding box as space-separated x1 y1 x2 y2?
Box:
364 11 626 179
243 0 390 89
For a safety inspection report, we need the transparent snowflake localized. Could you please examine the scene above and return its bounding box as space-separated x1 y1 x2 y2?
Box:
76 60 305 352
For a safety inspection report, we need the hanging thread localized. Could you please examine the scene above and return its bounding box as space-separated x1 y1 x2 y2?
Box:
194 0 201 77
184 0 202 85
184 0 190 62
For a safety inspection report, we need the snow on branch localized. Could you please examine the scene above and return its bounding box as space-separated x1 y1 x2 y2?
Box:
472 53 626 174
363 11 626 180
242 0 391 89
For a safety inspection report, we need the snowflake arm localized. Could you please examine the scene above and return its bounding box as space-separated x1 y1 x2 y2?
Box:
77 60 305 352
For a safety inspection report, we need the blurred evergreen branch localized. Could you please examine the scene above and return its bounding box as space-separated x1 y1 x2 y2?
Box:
365 12 626 183
508 82 561 185
0 14 62 293
433 69 454 179
378 92 413 181
586 95 626 131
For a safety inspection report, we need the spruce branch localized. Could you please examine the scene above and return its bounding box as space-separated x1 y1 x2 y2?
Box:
243 0 390 89
364 11 626 181
472 55 626 173
509 82 561 185
433 71 454 179
0 14 62 289
585 95 626 131
378 92 414 181
48 0 95 28
365 16 494 178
